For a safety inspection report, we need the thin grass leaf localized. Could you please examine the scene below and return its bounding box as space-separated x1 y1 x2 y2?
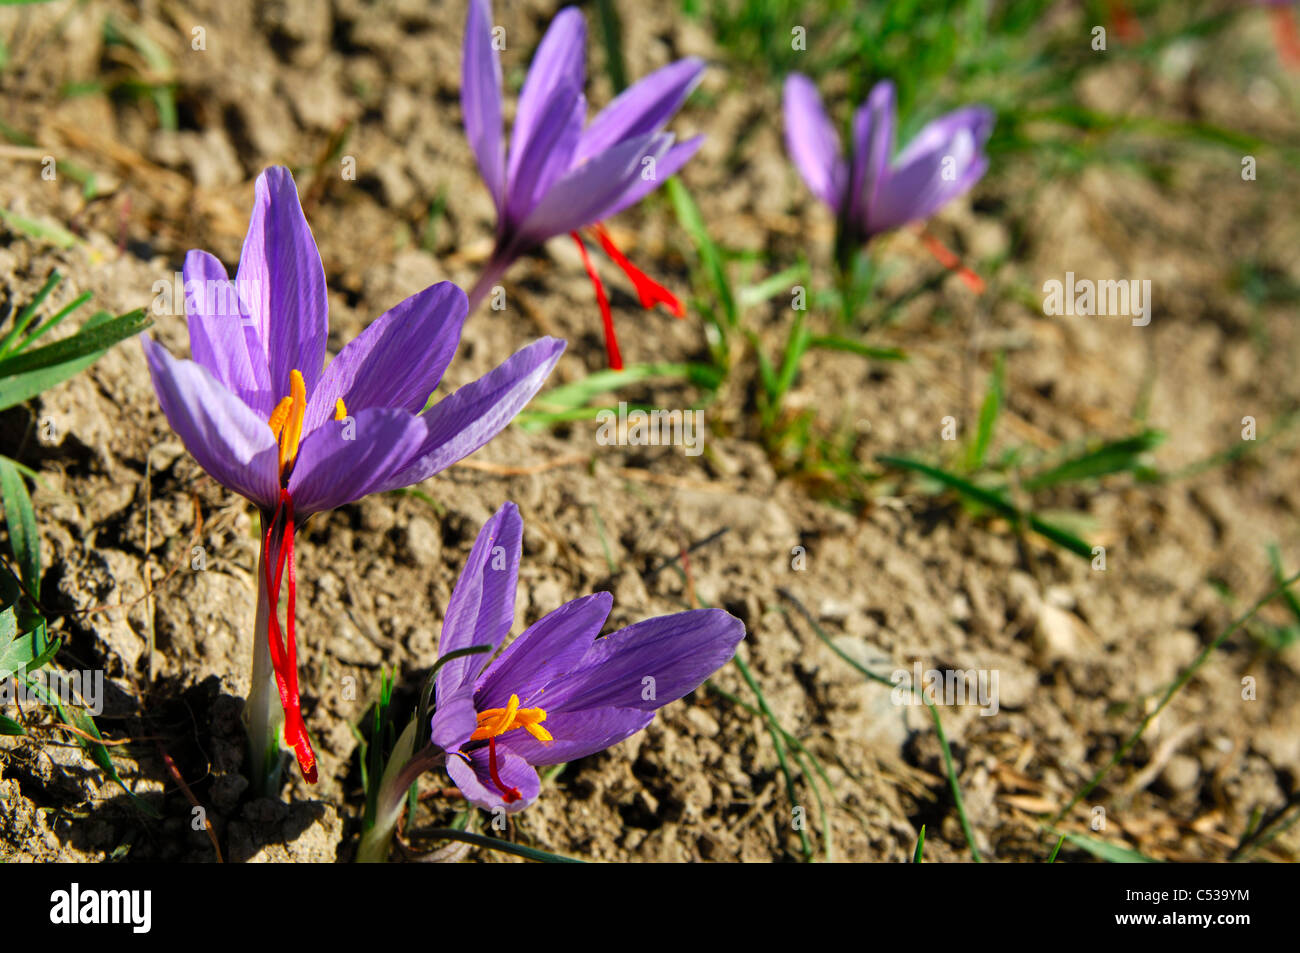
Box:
526 362 719 414
733 652 813 861
0 209 78 248
1021 430 1165 491
965 352 1004 472
667 177 737 327
1047 834 1065 863
0 309 151 412
913 824 925 864
877 454 1093 558
0 458 39 595
737 262 809 309
0 308 150 378
0 271 61 356
1059 832 1159 863
414 828 584 863
0 714 23 735
807 335 907 362
11 290 94 355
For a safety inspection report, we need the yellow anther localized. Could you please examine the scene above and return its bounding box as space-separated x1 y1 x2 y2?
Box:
470 693 549 742
268 396 293 441
269 370 308 476
335 397 347 422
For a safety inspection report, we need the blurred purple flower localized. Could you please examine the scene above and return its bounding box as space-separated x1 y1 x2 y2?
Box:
462 0 704 367
429 502 744 813
783 74 994 248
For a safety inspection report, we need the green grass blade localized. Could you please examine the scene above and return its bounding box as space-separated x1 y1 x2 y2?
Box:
667 177 737 327
1021 430 1165 491
1059 832 1159 863
876 454 1093 558
0 308 150 378
0 271 61 356
807 335 907 362
965 352 1004 472
0 457 40 595
416 828 584 863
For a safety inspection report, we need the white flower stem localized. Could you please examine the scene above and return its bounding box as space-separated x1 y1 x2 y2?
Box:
244 542 285 798
357 719 445 863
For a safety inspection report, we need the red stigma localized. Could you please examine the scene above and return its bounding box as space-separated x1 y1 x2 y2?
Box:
263 489 317 784
918 229 985 295
487 737 520 804
571 231 623 370
1273 6 1300 71
570 225 688 370
593 224 684 318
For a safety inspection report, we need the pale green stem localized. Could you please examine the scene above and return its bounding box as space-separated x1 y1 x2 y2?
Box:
244 542 285 798
357 719 446 863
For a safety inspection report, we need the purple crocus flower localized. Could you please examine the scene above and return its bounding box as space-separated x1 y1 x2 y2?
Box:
784 74 994 255
144 166 564 784
462 0 704 368
429 502 744 813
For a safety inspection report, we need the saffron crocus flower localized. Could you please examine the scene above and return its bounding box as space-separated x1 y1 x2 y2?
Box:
144 166 564 791
783 73 993 278
356 503 743 860
462 0 704 369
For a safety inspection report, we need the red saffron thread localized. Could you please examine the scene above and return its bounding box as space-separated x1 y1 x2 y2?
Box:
593 224 684 317
571 231 623 370
487 737 521 803
262 489 317 783
918 229 986 295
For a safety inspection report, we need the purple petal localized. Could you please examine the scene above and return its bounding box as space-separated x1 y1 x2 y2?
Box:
514 132 673 242
848 80 896 231
599 134 704 221
429 686 479 754
540 608 744 712
504 83 586 228
576 58 705 164
432 502 523 706
302 281 468 434
143 337 280 511
182 249 274 417
285 407 427 517
476 592 613 711
463 0 506 214
500 706 652 767
507 6 587 192
386 337 565 486
783 73 847 210
447 744 540 814
235 167 329 397
869 106 994 234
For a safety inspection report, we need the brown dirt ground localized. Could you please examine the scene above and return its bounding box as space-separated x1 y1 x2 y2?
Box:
1 0 1299 862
